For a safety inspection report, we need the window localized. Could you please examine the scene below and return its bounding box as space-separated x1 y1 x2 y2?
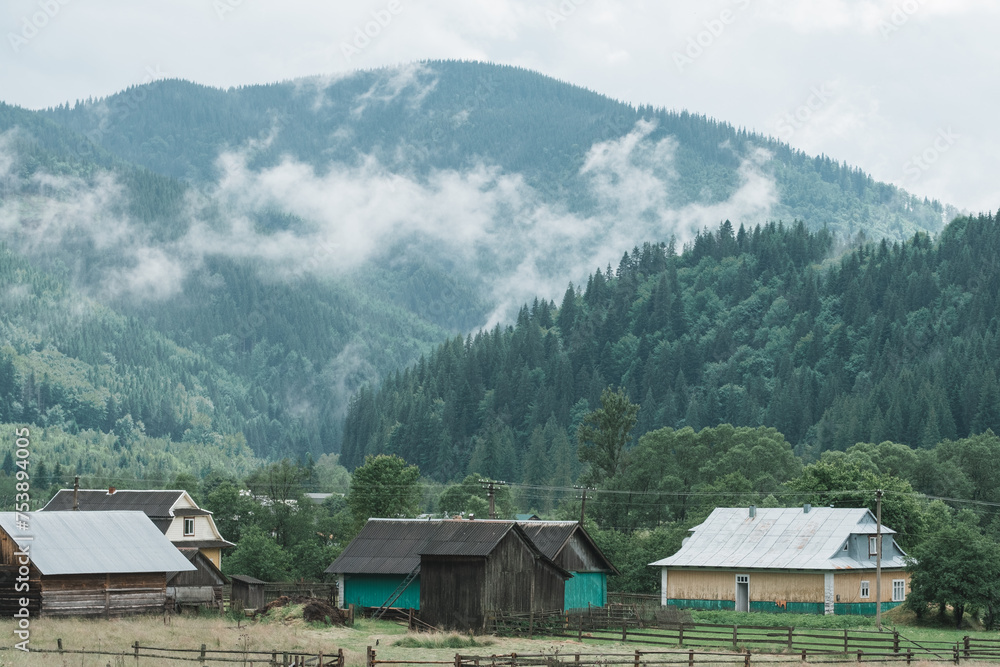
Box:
843 542 849 551
868 536 878 556
736 575 749 584
892 579 906 602
183 517 195 536
860 581 870 599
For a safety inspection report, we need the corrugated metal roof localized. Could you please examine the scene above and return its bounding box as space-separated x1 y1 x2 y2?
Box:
517 521 577 559
0 511 197 576
326 519 574 575
649 507 906 570
42 489 185 517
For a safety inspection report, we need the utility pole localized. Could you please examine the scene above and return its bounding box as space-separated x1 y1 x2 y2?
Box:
576 486 589 525
73 476 80 511
481 480 503 519
876 489 883 631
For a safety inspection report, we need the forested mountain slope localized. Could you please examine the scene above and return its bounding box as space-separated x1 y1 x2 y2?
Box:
342 212 1000 482
0 61 959 466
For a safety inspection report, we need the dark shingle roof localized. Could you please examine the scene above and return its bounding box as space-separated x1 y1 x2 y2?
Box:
518 521 619 574
325 519 569 576
42 489 186 517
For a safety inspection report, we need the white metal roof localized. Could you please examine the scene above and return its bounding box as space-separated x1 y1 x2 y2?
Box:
649 507 906 571
0 511 197 576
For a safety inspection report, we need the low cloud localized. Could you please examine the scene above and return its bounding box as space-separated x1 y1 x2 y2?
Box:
0 113 777 330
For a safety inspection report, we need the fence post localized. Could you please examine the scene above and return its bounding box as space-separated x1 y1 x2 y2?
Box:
319 650 323 667
744 650 751 667
578 614 583 642
857 650 862 662
134 640 140 666
282 652 290 667
894 631 900 654
801 649 806 662
200 643 207 665
366 646 373 667
688 649 694 667
844 629 849 653
455 653 462 667
907 649 912 666
622 622 627 643
733 625 738 649
634 649 640 667
272 651 278 667
787 627 793 651
57 638 63 654
953 645 960 665
964 636 970 659
679 623 685 646
339 648 345 667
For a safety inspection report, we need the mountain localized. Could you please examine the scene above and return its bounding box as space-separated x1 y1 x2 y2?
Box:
341 212 1000 482
0 60 959 467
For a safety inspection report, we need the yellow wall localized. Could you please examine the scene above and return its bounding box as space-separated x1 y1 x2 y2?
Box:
201 548 222 569
834 570 909 604
667 569 822 603
667 570 737 601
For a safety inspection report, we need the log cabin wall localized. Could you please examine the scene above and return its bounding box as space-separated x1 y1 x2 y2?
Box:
38 572 167 617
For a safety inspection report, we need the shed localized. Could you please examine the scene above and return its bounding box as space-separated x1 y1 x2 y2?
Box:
326 518 571 631
230 575 266 610
519 521 619 609
0 511 195 617
418 520 570 632
649 506 911 615
167 549 228 611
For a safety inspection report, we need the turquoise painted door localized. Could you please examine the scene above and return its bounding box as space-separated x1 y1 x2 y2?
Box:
565 572 607 610
344 574 421 609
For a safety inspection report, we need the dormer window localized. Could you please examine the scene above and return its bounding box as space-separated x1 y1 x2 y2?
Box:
843 542 849 551
868 536 878 556
183 517 195 536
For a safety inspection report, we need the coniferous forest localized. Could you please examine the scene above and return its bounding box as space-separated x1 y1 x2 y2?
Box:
343 212 1000 482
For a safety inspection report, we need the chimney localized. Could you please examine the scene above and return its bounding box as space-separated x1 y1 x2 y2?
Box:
108 486 116 495
468 513 475 520
803 503 811 514
749 505 756 519
73 476 79 511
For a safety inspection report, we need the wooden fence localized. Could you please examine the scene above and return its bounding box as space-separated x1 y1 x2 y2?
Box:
6 639 344 666
486 614 966 662
370 648 965 667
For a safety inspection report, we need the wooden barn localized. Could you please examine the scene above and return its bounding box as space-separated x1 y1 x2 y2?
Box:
166 549 228 611
518 521 618 610
650 506 911 615
326 518 571 631
0 511 195 617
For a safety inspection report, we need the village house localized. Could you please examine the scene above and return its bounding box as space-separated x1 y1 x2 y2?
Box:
326 518 574 631
41 488 234 569
0 511 195 617
650 506 910 615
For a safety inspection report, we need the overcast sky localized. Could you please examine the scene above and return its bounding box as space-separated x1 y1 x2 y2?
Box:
2 0 997 213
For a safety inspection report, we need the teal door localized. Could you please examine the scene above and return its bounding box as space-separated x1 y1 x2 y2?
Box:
564 572 607 610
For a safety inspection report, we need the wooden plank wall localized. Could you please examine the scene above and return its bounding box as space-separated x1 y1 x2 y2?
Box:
40 573 167 617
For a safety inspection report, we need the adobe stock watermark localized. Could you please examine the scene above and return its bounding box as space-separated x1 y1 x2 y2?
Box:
214 0 246 21
877 0 923 38
546 0 587 31
340 0 404 63
8 0 72 54
673 0 752 73
71 65 169 163
902 127 959 185
775 82 836 141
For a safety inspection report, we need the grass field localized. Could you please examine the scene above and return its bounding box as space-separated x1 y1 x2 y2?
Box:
0 605 996 666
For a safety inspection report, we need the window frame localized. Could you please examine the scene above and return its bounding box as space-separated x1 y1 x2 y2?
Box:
868 536 878 556
892 579 906 602
183 517 195 536
859 580 870 598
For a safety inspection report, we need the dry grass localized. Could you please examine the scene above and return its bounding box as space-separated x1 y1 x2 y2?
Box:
0 614 994 667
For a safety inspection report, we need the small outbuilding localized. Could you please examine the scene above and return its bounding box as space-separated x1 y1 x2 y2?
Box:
518 521 619 610
167 549 228 611
0 511 195 617
230 574 267 611
650 506 911 615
